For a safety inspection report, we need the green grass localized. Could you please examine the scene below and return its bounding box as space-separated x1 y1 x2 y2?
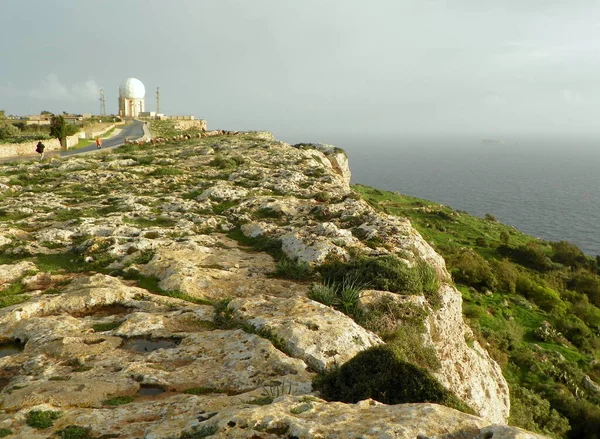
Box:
92 321 123 332
183 387 219 395
0 429 11 438
0 281 29 309
226 228 284 260
353 184 533 254
123 272 212 306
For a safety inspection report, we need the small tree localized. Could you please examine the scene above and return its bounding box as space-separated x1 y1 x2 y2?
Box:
49 115 78 147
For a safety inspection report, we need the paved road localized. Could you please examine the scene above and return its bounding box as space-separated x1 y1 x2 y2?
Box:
61 120 145 157
0 120 145 164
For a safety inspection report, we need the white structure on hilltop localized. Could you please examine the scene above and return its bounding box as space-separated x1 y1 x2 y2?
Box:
118 77 145 118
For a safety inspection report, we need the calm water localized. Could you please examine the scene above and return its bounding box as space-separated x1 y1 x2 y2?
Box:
334 136 600 256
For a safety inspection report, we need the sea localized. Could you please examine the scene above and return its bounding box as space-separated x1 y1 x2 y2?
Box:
329 136 600 256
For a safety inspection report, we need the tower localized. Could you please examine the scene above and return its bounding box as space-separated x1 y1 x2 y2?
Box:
156 86 160 115
99 89 106 116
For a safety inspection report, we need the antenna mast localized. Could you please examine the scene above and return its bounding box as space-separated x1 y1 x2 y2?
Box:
99 89 106 116
156 86 161 115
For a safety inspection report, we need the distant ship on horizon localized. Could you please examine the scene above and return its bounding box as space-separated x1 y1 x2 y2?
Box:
481 138 505 145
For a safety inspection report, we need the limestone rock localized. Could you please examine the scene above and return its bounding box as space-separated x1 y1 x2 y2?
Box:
0 261 36 290
229 295 383 371
426 284 510 424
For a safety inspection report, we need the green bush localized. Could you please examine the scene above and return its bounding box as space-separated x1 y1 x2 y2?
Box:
554 314 596 351
0 123 19 139
209 155 243 169
568 270 600 308
500 243 555 272
551 241 588 269
0 429 11 438
509 385 570 438
491 258 517 294
25 410 61 429
451 249 496 290
57 425 94 439
516 276 566 314
315 345 472 414
547 392 600 439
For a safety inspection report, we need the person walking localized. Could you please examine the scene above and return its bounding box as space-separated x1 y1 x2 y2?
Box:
35 141 45 160
95 137 102 149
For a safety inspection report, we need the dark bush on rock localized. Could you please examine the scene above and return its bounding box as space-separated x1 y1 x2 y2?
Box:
314 345 473 414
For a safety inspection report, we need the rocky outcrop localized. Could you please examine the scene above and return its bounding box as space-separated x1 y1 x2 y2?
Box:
0 131 530 437
427 284 510 423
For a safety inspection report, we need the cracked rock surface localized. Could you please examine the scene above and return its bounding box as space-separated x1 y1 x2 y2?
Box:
0 133 543 438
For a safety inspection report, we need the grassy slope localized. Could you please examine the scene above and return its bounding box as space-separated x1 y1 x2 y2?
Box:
354 184 600 439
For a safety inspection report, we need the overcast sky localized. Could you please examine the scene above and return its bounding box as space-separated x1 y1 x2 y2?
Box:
2 0 600 141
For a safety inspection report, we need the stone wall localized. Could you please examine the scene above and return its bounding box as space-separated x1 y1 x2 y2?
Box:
173 119 207 131
79 123 123 139
0 133 80 158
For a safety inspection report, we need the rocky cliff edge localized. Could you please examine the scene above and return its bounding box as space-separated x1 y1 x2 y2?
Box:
0 133 547 438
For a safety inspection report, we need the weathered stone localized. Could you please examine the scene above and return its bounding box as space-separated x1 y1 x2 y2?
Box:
229 295 382 371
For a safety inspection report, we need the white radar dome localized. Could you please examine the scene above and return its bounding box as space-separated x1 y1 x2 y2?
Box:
119 77 145 99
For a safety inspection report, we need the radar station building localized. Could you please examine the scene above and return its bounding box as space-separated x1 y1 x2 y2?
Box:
118 77 145 118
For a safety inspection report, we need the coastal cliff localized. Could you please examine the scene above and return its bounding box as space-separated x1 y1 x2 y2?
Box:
0 133 547 438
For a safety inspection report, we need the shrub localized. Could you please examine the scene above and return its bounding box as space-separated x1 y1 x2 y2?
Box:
56 425 94 439
0 123 19 139
25 410 62 429
515 274 567 314
451 249 496 290
491 258 517 294
0 429 11 438
388 326 441 371
475 237 487 247
546 393 600 439
568 270 600 308
209 155 243 169
499 230 510 246
500 243 555 272
554 314 595 351
315 345 472 414
551 241 588 269
509 385 570 438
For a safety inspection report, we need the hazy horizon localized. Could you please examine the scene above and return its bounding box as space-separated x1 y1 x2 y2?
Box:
4 1 600 141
